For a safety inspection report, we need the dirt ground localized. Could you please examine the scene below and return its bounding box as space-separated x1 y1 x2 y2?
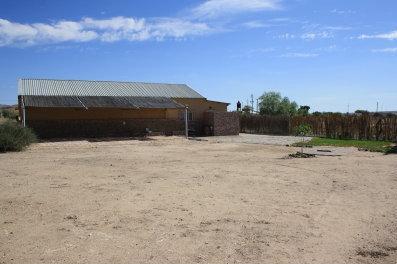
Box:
199 133 311 146
0 136 396 264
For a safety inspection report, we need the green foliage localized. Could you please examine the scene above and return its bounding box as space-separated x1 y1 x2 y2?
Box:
259 91 281 115
311 111 344 117
258 91 299 116
294 124 312 136
1 109 18 120
355 110 369 115
0 121 37 152
385 145 397 155
297 105 310 116
242 105 253 115
293 137 393 153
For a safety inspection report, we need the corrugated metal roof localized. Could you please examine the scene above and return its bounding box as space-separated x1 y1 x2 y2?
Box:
23 96 185 109
18 79 205 99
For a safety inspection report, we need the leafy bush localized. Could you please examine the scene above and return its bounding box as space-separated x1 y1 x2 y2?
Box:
297 105 310 116
294 124 312 137
241 105 253 116
1 109 18 120
294 124 312 153
0 121 37 152
385 145 397 155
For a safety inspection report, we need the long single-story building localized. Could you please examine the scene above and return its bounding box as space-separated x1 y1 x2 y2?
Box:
18 79 239 138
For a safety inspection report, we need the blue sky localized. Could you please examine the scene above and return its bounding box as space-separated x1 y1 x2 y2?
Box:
0 0 396 112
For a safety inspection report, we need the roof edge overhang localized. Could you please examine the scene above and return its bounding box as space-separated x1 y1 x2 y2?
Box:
22 95 186 109
206 99 230 106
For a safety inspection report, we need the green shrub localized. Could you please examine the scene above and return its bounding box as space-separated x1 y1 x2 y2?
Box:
385 145 397 155
1 109 18 120
294 124 312 137
0 121 37 152
293 124 312 153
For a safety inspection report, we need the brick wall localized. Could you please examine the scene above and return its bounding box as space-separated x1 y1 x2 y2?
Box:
27 119 185 139
203 111 240 136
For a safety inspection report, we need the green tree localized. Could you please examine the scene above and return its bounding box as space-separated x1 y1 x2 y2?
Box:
242 105 252 115
297 105 310 116
355 110 369 115
259 91 281 115
259 91 298 116
294 124 312 153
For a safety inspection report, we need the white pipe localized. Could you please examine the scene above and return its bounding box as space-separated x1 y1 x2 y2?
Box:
21 96 26 127
185 106 188 139
76 96 88 110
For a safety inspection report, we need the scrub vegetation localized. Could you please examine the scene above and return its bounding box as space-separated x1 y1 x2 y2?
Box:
294 137 394 153
0 120 37 152
1 108 18 120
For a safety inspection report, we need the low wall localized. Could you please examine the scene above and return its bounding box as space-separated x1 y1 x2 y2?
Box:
27 119 185 139
204 111 240 136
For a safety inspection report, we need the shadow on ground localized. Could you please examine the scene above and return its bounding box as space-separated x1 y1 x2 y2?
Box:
39 137 155 143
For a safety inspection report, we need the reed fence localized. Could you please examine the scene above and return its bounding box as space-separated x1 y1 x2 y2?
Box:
240 114 397 141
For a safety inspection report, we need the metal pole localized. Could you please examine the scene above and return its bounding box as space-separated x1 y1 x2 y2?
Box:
256 98 259 113
185 106 188 139
21 96 26 127
250 94 254 114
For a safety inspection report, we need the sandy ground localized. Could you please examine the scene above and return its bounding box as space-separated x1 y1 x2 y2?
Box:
199 133 311 146
0 136 396 264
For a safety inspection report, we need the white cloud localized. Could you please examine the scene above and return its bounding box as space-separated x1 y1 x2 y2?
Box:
323 26 352 31
191 0 281 19
372 47 397 53
0 1 285 47
149 18 211 40
268 17 291 23
315 45 338 52
359 30 397 40
33 21 98 42
230 47 275 58
0 19 38 46
280 52 319 58
301 31 333 40
0 19 98 46
243 20 270 29
330 9 356 15
82 17 146 31
277 33 295 39
0 17 212 46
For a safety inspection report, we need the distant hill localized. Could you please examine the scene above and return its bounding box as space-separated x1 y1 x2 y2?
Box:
0 104 17 109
